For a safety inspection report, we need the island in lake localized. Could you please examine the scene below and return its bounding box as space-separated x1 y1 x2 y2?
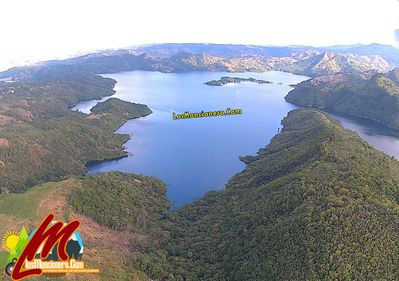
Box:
205 76 273 86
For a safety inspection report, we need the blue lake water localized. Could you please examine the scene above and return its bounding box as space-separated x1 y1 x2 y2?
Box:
328 112 399 160
72 70 399 207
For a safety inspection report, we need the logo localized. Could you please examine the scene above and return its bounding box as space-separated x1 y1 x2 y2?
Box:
2 214 99 280
172 108 243 120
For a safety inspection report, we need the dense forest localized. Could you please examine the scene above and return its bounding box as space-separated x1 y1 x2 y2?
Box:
69 172 173 279
2 47 399 279
71 172 169 232
286 68 399 129
65 109 399 280
91 98 152 119
3 108 399 280
0 74 152 194
162 109 399 280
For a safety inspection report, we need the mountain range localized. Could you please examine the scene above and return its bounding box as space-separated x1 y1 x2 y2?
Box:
0 43 397 80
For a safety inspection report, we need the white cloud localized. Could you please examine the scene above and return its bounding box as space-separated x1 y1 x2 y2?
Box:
0 0 398 70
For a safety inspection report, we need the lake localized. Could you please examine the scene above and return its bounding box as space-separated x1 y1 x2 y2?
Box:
72 70 399 207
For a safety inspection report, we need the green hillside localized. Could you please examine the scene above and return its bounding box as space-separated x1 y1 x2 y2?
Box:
71 172 169 232
285 69 399 129
70 172 172 279
165 109 399 280
0 173 170 281
3 109 399 280
0 76 152 193
91 98 152 119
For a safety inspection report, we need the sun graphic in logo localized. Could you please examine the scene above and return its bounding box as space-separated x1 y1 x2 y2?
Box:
2 231 19 252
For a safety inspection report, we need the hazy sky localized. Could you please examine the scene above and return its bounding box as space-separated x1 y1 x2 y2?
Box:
0 0 398 70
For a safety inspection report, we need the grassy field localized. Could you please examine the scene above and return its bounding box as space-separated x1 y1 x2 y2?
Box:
0 179 74 270
0 177 150 281
0 181 66 220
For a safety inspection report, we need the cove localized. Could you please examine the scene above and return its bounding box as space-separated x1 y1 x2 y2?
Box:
72 70 399 207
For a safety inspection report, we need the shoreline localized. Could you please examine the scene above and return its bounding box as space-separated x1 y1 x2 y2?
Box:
294 104 399 133
70 79 152 172
86 154 130 168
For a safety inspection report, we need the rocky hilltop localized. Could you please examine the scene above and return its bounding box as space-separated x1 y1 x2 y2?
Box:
1 43 396 80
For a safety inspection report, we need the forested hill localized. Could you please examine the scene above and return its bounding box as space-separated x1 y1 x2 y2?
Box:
165 109 399 280
0 75 152 194
285 68 399 129
91 98 152 118
5 108 399 280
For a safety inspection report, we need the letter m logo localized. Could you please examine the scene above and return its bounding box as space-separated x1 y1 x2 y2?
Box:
12 214 80 280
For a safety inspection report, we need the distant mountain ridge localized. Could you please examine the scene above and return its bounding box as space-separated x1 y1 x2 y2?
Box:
0 43 397 80
293 52 390 75
133 43 399 60
319 43 399 65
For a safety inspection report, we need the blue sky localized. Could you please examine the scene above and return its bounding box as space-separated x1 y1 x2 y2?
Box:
0 0 398 70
